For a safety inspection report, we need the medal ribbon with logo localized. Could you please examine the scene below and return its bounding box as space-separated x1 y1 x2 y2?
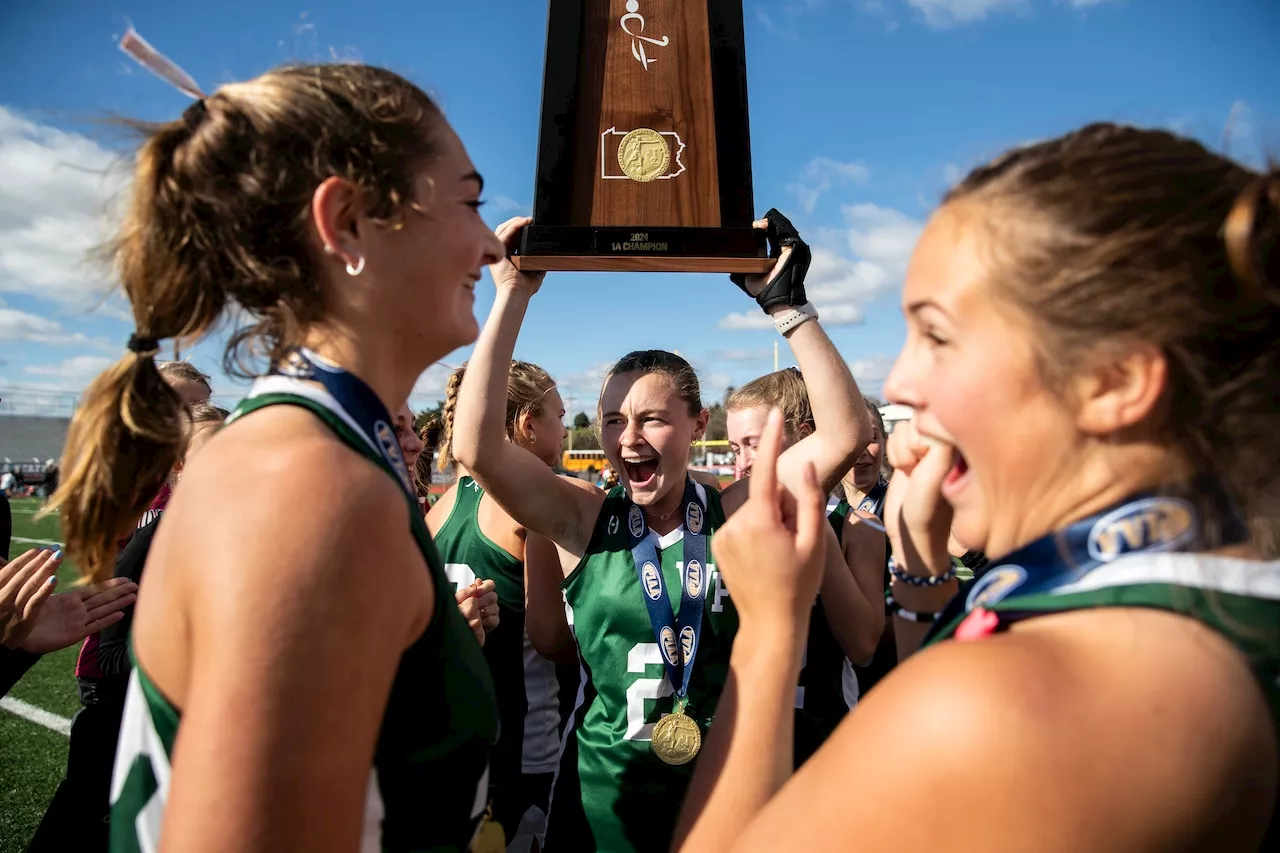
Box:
927 482 1249 642
274 348 416 499
857 477 889 518
626 477 708 765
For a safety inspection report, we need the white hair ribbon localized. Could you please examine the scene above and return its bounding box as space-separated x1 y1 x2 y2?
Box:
118 27 206 100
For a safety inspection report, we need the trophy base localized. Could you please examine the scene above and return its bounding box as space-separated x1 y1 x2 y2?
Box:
511 226 772 274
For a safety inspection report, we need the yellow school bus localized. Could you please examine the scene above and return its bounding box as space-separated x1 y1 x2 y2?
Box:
561 449 608 473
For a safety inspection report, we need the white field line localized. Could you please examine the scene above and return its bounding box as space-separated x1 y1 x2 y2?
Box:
0 696 72 736
10 536 62 547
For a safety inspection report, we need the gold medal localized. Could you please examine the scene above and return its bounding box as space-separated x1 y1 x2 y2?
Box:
650 711 702 765
617 128 670 182
470 806 506 853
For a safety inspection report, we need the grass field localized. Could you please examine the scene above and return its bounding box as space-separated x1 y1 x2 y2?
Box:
2 498 80 853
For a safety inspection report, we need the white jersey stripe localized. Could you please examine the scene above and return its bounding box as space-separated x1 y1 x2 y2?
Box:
1050 553 1280 600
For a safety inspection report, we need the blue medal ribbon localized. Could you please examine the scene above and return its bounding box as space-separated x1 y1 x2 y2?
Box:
626 478 708 712
857 477 888 519
273 348 415 499
928 481 1249 640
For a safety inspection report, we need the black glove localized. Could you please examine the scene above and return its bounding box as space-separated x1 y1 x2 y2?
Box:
731 208 812 312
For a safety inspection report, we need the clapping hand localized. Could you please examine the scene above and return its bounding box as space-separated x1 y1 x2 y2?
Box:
2 548 139 653
455 578 500 647
2 548 63 647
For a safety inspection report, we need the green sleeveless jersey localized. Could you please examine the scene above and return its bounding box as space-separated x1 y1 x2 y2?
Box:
929 552 1280 846
544 483 731 852
793 500 860 766
432 477 562 782
109 382 499 853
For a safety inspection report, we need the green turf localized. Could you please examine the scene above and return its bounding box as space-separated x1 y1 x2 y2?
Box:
0 713 67 851
3 499 75 852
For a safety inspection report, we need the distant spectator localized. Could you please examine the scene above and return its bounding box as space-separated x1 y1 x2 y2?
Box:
1 469 14 496
156 360 213 406
392 403 426 515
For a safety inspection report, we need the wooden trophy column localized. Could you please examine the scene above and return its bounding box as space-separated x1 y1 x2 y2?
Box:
513 0 771 274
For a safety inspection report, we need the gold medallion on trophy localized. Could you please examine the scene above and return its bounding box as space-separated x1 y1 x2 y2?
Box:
617 127 670 182
650 711 702 765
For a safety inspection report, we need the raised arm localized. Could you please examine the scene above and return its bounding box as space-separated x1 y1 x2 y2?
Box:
451 218 603 557
776 316 870 494
731 211 871 496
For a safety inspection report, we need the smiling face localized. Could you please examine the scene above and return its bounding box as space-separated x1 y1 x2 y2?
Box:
850 408 885 491
600 371 707 512
393 402 425 472
883 203 1086 557
355 124 503 360
726 405 803 478
519 387 568 468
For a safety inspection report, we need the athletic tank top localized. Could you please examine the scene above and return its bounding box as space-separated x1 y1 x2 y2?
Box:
792 500 860 766
433 476 562 783
544 483 730 853
928 551 1280 847
109 383 499 853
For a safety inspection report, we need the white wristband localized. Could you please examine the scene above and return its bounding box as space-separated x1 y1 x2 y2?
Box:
773 302 819 336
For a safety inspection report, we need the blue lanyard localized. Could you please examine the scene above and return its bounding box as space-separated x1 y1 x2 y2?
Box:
930 482 1248 637
274 348 415 499
626 479 708 704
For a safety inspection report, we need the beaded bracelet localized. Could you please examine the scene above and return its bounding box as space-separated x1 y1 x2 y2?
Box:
887 556 956 587
885 592 940 623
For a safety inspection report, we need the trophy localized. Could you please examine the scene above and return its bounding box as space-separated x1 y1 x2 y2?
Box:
512 0 771 274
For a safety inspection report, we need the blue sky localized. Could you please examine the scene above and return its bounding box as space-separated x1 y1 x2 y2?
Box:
1 0 1276 418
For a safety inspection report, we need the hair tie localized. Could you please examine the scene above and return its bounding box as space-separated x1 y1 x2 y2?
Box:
127 334 161 356
182 99 207 129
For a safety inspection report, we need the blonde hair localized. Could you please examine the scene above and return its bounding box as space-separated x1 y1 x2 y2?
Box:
726 368 813 440
47 63 444 581
437 360 556 472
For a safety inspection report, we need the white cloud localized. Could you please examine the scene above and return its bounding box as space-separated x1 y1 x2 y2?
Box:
1067 0 1118 7
1222 100 1266 170
903 0 1026 28
848 354 896 385
405 363 457 410
720 202 923 332
23 354 115 380
787 157 870 214
0 307 111 349
0 106 127 308
486 195 529 218
717 310 775 331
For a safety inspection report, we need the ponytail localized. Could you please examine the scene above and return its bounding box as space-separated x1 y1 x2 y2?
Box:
45 348 185 582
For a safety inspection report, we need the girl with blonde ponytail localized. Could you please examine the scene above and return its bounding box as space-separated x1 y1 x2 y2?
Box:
427 359 593 849
57 39 506 852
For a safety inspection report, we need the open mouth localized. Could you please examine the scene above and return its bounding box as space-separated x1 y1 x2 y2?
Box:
622 458 660 488
942 447 970 496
